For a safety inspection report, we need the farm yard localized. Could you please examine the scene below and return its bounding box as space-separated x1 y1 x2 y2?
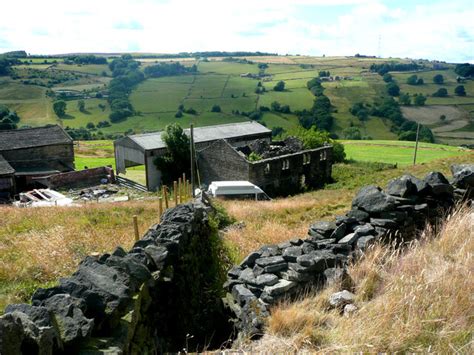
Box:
0 54 472 145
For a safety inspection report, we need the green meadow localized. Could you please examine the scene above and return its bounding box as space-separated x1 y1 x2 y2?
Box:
0 55 472 145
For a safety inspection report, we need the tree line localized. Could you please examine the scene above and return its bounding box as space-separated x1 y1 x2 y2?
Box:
370 62 422 75
64 55 107 65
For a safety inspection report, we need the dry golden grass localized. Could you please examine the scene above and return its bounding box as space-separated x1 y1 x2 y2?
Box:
222 154 474 261
221 189 353 260
0 201 162 310
246 205 473 353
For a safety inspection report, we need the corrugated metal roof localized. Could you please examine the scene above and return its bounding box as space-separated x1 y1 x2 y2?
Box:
0 154 15 176
126 121 271 151
0 125 73 151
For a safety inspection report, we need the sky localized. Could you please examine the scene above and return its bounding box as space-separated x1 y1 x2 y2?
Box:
0 0 472 63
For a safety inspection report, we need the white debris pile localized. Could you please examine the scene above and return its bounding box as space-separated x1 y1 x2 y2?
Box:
14 189 74 207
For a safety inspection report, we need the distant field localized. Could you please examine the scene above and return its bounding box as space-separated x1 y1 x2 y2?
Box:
1 56 473 143
341 140 470 166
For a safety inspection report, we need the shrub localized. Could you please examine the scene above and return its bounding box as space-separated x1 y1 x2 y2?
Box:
274 80 285 91
211 105 221 112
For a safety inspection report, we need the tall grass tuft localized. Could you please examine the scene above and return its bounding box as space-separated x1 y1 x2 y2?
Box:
245 205 473 353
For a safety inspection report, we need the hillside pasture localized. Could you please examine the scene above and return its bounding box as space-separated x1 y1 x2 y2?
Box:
183 96 257 113
3 101 54 127
258 87 314 111
198 61 259 75
261 112 300 131
341 140 469 165
222 76 259 98
131 79 192 113
61 98 111 128
53 64 112 76
0 81 45 100
188 74 228 99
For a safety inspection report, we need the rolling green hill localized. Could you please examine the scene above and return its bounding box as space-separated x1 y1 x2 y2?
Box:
1 55 473 145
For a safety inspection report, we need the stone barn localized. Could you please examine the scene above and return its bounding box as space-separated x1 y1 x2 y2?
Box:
114 122 272 191
0 125 74 197
197 138 333 196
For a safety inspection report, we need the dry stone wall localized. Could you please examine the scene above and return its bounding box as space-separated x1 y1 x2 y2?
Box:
0 201 231 354
224 164 474 338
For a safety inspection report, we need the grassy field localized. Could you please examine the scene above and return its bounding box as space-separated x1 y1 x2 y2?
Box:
1 56 473 144
341 140 470 165
1 148 471 313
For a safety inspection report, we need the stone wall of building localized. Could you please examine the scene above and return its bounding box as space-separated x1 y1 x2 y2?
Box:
197 140 250 185
1 144 75 172
38 166 115 190
197 140 333 195
250 146 332 195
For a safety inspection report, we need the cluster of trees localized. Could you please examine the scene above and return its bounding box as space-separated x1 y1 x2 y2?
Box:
0 105 20 130
144 62 197 78
64 127 122 141
342 126 367 140
370 97 433 142
306 79 324 96
175 104 197 118
406 75 424 85
2 51 27 58
273 80 285 91
382 75 427 106
318 70 330 77
107 55 145 123
455 85 466 96
153 123 190 185
222 57 254 65
431 85 466 98
0 56 19 76
399 92 427 106
64 55 107 65
370 62 422 75
53 100 67 117
454 63 474 77
432 88 448 97
350 102 369 121
255 81 266 94
433 74 444 84
296 78 334 131
270 101 291 113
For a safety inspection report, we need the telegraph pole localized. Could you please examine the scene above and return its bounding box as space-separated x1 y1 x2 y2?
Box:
413 123 420 165
190 124 195 197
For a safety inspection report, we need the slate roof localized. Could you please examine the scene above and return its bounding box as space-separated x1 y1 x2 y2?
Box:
0 154 14 176
0 125 73 151
123 121 271 151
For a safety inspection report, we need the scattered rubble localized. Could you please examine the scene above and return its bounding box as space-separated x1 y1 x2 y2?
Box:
237 137 307 160
14 189 74 207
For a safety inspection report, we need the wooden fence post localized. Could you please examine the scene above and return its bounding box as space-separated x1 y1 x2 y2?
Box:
173 181 178 206
178 178 182 204
163 186 169 209
158 197 163 221
133 215 139 241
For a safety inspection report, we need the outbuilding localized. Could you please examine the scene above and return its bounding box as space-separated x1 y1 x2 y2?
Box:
0 125 74 196
114 121 272 191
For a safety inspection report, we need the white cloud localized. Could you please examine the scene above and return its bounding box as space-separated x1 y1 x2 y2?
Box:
0 0 472 62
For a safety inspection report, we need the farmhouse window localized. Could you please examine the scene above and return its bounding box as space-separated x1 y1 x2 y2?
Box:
282 159 290 170
264 163 271 174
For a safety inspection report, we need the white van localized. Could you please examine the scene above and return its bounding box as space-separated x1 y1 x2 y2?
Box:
206 181 270 200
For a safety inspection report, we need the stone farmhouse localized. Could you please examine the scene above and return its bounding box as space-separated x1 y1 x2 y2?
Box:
0 125 74 199
114 122 333 195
